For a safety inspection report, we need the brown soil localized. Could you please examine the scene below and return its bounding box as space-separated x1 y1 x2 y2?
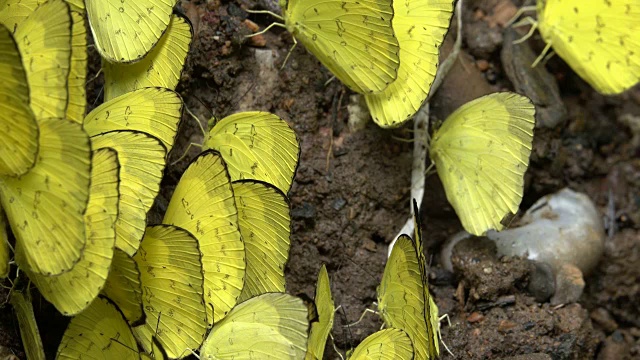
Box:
2 0 640 359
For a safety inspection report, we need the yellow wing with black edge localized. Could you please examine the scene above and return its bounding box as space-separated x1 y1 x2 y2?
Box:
234 180 291 302
66 11 87 123
537 0 640 94
0 24 38 177
14 0 71 120
205 112 300 194
282 0 400 94
57 297 139 360
86 0 175 63
104 14 192 101
84 87 183 153
348 328 414 360
365 0 454 128
132 225 207 360
163 151 244 325
2 118 91 275
200 293 309 360
102 248 145 325
429 92 535 236
305 264 334 360
10 289 46 360
25 148 119 316
90 130 167 255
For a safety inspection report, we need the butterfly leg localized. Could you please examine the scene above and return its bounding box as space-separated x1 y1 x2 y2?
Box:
244 9 284 21
504 5 537 28
245 22 286 38
531 41 553 68
328 333 345 360
342 307 378 328
170 142 204 166
437 313 455 357
280 36 298 70
511 17 538 44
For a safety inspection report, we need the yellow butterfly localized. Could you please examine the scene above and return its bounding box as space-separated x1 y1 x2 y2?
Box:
10 288 46 360
23 148 120 316
57 297 140 360
429 92 535 236
13 0 71 121
533 0 640 94
348 328 414 360
84 87 183 153
234 180 292 302
205 111 300 194
2 118 92 276
86 0 176 63
364 0 455 128
102 248 145 325
377 200 439 360
305 264 334 360
0 24 38 177
199 293 309 360
163 151 244 325
103 14 193 101
90 131 167 255
279 0 400 93
132 225 208 359
67 11 87 123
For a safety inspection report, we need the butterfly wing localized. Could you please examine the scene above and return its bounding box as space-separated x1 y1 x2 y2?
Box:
365 0 454 127
84 87 183 153
305 265 334 360
90 131 167 255
66 11 87 123
429 92 535 235
104 14 192 100
205 111 300 194
163 151 244 325
234 180 292 302
2 118 91 275
10 289 46 360
14 0 71 120
103 248 145 324
86 0 176 63
132 225 208 359
57 297 139 360
200 293 309 360
0 25 38 177
348 328 414 360
537 0 640 94
283 0 400 94
25 148 120 316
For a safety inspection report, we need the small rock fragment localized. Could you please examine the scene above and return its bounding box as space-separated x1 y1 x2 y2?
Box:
590 308 619 333
347 95 370 132
550 263 585 305
500 354 552 360
467 311 485 323
528 261 556 302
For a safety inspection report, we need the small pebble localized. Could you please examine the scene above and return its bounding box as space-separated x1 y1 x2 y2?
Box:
551 263 585 305
476 59 490 71
498 319 518 333
467 312 485 323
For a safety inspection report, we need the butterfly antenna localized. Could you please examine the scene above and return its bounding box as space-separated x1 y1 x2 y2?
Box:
190 95 215 119
531 41 553 68
85 68 103 85
245 9 284 21
245 22 287 38
512 16 539 45
280 36 298 70
504 5 537 28
93 86 104 106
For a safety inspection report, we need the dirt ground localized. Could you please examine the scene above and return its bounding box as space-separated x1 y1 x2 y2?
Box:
1 0 639 359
